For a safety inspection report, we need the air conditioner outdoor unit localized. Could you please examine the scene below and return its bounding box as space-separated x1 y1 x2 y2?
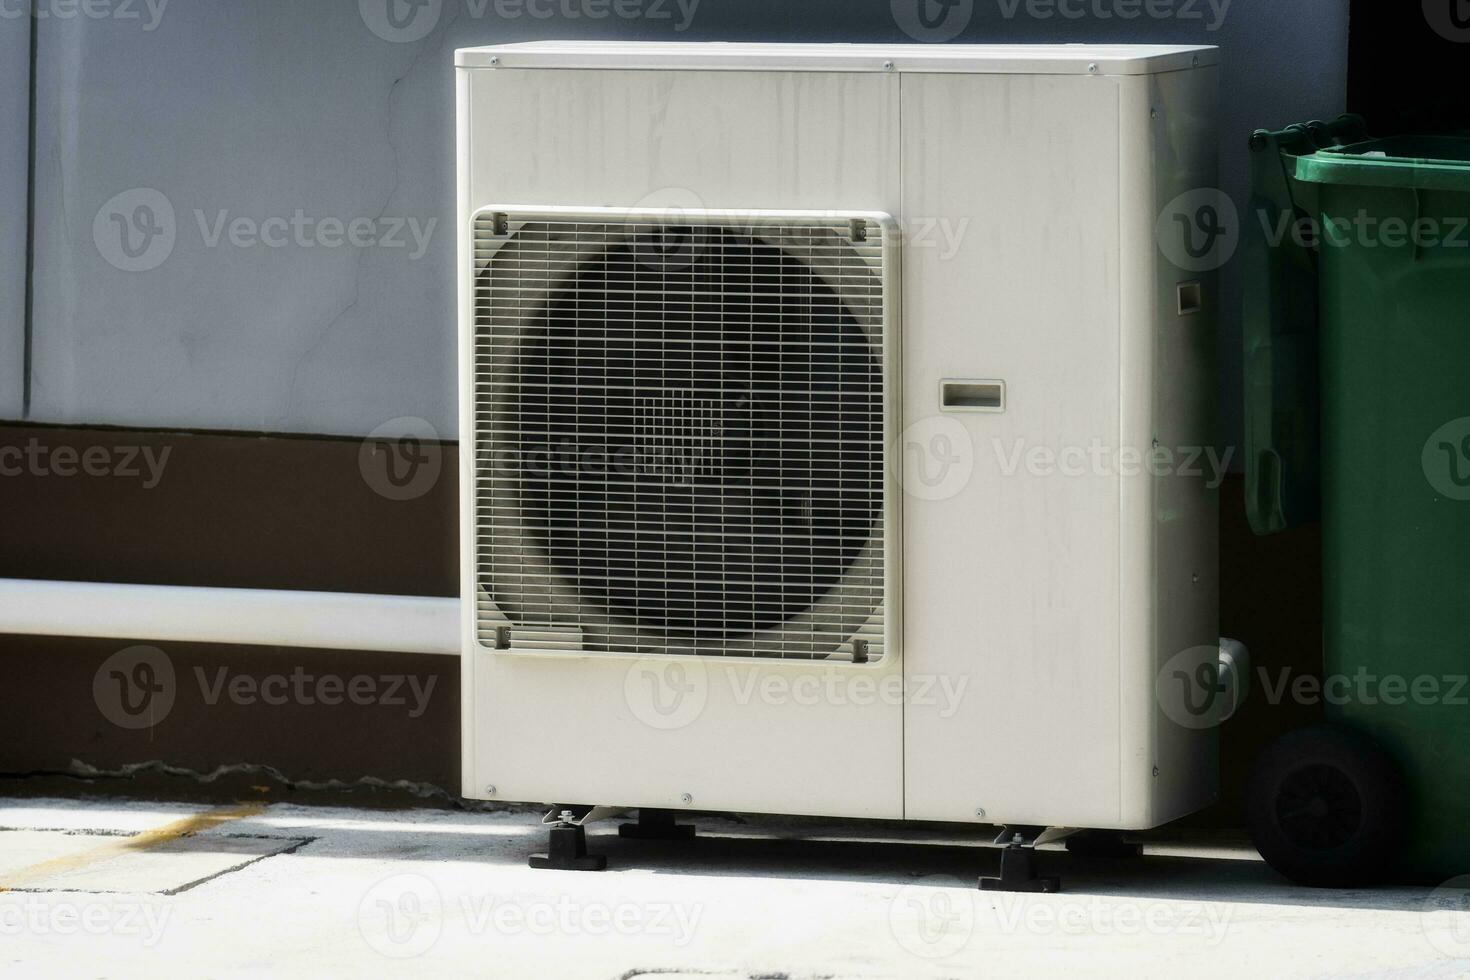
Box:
457 41 1228 884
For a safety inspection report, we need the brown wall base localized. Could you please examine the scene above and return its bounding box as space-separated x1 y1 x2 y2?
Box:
0 424 1324 824
0 636 461 805
0 423 457 595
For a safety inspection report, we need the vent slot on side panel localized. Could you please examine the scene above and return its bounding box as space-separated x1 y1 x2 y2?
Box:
473 213 889 663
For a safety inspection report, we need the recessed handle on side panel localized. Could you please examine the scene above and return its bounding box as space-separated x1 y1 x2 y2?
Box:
1178 280 1204 316
940 380 1006 413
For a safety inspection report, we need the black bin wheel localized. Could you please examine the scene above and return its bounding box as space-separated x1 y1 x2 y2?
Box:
1247 724 1405 887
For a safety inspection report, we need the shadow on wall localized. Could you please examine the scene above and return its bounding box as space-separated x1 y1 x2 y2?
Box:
1348 0 1470 137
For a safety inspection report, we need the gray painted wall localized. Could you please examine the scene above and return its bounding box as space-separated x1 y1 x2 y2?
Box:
0 4 29 420
20 0 1350 442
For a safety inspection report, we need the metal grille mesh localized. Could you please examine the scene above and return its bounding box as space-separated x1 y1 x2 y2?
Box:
473 213 888 662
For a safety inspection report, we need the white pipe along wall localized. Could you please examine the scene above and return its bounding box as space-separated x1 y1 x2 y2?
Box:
0 580 459 656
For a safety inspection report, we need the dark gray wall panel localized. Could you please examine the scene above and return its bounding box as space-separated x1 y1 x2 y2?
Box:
28 0 1350 440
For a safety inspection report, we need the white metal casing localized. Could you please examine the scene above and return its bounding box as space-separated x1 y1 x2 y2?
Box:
459 42 1221 830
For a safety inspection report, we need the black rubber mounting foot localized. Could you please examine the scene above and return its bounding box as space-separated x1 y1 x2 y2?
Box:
1066 830 1143 860
529 823 607 872
979 844 1061 893
618 809 696 841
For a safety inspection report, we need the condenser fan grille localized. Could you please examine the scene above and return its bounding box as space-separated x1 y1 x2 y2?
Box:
473 212 890 662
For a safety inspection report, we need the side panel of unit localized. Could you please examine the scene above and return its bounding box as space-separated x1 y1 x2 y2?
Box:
458 65 479 801
459 66 907 819
899 72 1126 827
1133 66 1223 826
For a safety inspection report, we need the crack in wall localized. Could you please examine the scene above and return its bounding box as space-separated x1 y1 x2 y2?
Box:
284 13 451 420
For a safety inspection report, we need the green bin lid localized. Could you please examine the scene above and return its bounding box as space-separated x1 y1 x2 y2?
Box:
1291 136 1470 192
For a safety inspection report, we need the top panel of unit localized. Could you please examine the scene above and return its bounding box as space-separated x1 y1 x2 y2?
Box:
456 41 1218 76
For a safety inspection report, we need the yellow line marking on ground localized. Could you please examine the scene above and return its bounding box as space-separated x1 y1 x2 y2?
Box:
0 802 266 892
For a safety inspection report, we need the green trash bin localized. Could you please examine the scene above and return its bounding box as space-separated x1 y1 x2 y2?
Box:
1245 121 1470 885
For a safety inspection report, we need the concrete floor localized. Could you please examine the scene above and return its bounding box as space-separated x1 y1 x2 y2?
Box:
0 797 1464 979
